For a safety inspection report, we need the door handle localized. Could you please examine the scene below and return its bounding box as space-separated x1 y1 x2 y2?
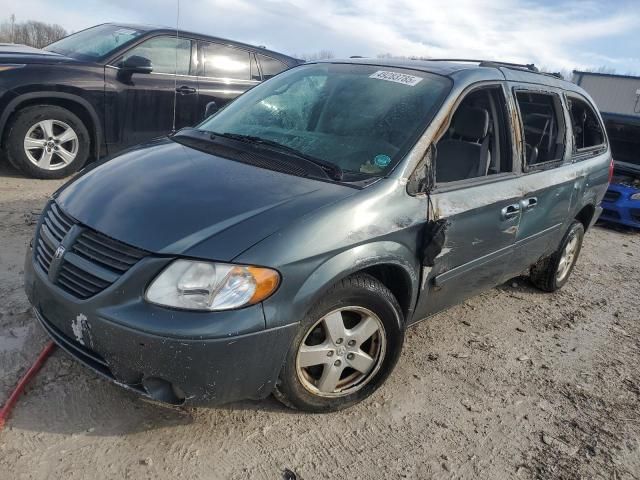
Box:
175 85 196 95
521 197 538 211
501 203 521 220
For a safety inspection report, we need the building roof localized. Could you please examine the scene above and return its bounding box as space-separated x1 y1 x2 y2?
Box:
573 70 640 82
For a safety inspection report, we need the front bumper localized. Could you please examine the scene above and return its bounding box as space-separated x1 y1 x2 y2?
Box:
24 246 296 406
600 185 640 228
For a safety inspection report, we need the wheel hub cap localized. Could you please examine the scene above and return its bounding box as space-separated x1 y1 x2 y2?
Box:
23 119 79 171
556 234 578 282
295 306 386 398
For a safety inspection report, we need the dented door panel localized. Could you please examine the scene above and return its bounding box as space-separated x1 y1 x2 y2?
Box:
507 174 574 275
412 178 522 320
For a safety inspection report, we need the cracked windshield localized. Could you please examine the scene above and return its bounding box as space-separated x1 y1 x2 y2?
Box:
199 63 451 176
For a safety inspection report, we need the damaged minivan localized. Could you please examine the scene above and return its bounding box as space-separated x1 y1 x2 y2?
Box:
24 59 612 412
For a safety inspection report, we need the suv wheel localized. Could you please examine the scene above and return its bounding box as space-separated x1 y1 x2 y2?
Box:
530 220 585 292
5 105 90 179
274 274 404 412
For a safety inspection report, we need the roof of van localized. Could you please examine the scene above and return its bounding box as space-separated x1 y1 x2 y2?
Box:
312 57 583 91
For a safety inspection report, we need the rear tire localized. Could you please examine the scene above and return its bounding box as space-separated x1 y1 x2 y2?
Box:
5 105 90 179
274 274 404 412
530 220 584 292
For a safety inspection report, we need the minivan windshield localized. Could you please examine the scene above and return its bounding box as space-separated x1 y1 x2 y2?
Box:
198 63 451 176
44 24 145 62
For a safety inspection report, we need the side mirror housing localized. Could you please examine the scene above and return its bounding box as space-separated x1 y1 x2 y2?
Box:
119 55 153 75
204 101 219 119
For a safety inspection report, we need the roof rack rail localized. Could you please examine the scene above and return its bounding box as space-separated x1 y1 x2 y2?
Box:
426 58 539 73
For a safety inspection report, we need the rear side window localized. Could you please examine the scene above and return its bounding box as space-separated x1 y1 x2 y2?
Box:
122 36 192 75
568 96 605 151
202 43 250 80
257 54 288 80
515 91 565 167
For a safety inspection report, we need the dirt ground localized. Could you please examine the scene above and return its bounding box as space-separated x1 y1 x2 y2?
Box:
1 161 639 480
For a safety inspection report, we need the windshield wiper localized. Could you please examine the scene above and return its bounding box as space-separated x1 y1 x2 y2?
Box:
210 132 343 181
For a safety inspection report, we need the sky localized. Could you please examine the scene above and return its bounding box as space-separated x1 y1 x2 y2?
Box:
3 0 639 74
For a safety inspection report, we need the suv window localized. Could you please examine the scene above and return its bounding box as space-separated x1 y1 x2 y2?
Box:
568 96 605 151
515 91 565 166
121 36 192 75
202 43 250 80
257 54 288 80
251 54 261 81
435 86 511 183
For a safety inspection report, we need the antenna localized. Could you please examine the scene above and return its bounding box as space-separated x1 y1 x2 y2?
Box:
171 0 180 133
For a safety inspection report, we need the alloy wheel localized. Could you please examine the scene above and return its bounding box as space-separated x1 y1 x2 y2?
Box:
296 306 386 398
23 119 79 171
556 234 579 282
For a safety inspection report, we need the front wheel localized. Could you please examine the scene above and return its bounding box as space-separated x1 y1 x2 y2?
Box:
274 274 404 412
530 220 585 292
5 105 90 179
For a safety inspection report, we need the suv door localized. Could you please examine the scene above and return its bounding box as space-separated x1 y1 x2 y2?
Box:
105 36 199 149
196 42 260 119
413 84 522 319
505 88 574 276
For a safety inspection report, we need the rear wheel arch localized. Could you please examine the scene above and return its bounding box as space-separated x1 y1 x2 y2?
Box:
1 92 102 160
575 203 596 231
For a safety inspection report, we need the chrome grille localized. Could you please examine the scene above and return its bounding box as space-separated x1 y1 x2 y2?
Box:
35 202 74 273
72 229 146 273
34 202 147 299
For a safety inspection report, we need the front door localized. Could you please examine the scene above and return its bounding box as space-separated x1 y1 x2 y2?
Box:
412 84 521 321
105 36 199 150
196 41 260 119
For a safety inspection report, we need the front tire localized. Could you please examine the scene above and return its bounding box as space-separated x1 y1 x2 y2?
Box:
530 220 585 292
274 274 404 412
5 105 90 179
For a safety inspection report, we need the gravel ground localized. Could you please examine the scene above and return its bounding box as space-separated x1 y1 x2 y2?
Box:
1 161 639 480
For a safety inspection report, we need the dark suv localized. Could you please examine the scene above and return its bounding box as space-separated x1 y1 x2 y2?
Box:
0 23 299 178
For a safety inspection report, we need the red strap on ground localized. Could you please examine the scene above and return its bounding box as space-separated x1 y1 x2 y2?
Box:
0 341 57 431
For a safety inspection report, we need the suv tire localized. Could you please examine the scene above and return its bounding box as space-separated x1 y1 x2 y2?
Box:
530 220 585 292
274 273 404 412
5 105 90 179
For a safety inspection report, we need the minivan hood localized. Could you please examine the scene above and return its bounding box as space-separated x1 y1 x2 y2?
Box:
56 139 356 260
0 43 76 64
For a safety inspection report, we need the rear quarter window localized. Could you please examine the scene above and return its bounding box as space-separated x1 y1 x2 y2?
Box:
567 95 606 152
257 54 288 80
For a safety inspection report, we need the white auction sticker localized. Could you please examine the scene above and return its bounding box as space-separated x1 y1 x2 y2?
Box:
369 70 423 86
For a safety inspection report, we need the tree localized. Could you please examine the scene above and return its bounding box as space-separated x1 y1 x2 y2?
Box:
0 18 67 48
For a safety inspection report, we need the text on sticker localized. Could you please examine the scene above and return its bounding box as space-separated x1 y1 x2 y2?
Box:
369 70 423 86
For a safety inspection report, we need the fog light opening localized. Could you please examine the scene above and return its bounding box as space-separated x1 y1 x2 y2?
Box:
141 377 186 405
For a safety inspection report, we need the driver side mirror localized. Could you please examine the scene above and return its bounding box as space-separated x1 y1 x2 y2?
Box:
119 55 153 75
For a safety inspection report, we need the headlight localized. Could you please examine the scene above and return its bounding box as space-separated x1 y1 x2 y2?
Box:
145 260 280 311
630 192 640 200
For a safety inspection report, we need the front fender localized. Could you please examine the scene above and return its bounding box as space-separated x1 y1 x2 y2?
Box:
261 241 419 330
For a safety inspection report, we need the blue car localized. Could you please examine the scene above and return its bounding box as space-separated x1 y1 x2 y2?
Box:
599 114 640 229
601 174 640 228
